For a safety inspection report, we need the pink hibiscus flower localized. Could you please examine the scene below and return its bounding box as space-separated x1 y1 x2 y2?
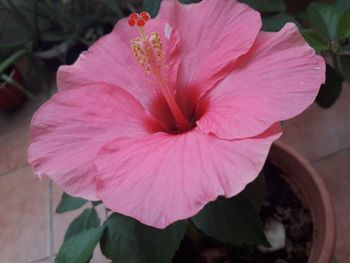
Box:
28 0 325 228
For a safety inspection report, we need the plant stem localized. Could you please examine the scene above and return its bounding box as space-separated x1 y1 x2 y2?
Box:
1 74 38 100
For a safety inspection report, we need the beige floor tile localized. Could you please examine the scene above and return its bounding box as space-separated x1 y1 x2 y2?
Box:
0 166 48 263
0 99 42 175
0 126 30 175
0 99 41 136
312 148 350 263
280 84 350 162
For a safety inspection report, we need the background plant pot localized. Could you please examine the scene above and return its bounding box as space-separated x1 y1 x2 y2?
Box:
269 140 336 263
0 68 25 111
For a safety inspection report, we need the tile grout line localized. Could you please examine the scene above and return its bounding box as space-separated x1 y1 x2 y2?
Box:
48 179 54 263
0 164 30 177
311 145 350 164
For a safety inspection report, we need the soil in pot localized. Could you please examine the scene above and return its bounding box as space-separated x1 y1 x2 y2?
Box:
173 161 314 263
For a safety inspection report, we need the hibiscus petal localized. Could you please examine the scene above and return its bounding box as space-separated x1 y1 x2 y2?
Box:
94 124 281 228
197 23 325 140
157 0 261 104
57 18 182 112
28 83 153 200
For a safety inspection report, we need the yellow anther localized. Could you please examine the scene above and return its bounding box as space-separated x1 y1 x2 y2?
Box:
130 31 165 75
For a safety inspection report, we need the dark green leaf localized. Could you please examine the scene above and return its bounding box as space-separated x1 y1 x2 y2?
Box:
56 192 87 214
143 0 161 18
2 0 35 34
38 0 68 30
307 3 341 40
0 49 28 75
179 0 201 4
56 227 104 263
64 208 100 242
262 13 301 32
336 0 350 12
337 9 350 39
316 64 343 108
242 172 266 213
302 29 329 52
136 220 187 263
192 194 269 247
92 201 103 207
294 11 308 22
100 213 144 263
0 38 30 49
101 0 124 18
41 31 72 42
240 0 286 13
340 56 350 84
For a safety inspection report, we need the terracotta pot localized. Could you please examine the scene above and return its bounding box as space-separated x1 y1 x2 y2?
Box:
0 68 25 111
269 140 336 263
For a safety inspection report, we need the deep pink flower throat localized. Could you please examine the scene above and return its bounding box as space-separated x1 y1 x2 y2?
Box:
129 12 191 132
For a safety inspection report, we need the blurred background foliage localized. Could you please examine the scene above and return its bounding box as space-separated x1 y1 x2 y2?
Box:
0 0 349 108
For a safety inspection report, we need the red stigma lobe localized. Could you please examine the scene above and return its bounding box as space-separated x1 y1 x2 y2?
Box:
128 12 151 27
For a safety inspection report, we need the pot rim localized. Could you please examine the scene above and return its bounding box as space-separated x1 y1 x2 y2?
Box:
270 140 336 263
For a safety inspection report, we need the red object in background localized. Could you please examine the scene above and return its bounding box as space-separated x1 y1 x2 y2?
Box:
0 68 25 111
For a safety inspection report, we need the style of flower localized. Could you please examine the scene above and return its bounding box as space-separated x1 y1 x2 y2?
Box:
28 0 325 228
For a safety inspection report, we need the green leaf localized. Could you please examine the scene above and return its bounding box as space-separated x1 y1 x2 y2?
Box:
192 194 269 247
100 213 144 263
2 0 35 34
64 208 100 242
307 3 341 40
337 9 350 39
262 13 301 32
136 220 187 263
302 29 329 52
316 64 343 108
0 49 28 75
56 227 104 263
340 56 350 84
240 0 286 13
56 192 87 214
294 11 308 22
178 0 201 4
91 200 103 207
41 31 72 42
101 0 124 18
0 38 30 50
38 0 68 30
143 0 161 18
336 0 350 12
243 172 266 213
0 14 9 40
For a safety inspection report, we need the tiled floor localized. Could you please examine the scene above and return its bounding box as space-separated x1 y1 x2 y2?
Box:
0 86 349 263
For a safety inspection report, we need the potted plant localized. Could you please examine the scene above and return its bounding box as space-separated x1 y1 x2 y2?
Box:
165 141 336 263
52 140 335 263
26 0 338 262
0 49 35 111
169 140 336 263
265 140 336 263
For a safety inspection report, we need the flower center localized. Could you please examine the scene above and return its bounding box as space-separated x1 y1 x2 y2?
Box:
128 12 191 132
